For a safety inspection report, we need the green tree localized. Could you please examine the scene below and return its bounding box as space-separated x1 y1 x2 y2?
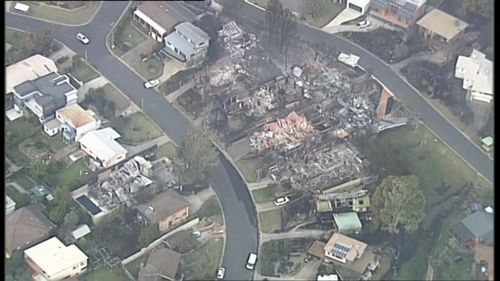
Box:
48 187 71 224
138 224 160 248
176 125 219 185
58 209 79 241
28 159 48 181
372 175 426 234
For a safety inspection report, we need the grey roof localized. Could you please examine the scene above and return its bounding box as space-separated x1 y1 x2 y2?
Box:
165 31 195 57
453 211 493 241
175 22 210 46
136 1 192 33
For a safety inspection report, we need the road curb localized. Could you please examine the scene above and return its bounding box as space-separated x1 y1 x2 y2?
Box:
6 1 103 27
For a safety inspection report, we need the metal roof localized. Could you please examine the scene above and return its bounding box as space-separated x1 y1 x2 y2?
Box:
175 22 210 46
165 31 195 57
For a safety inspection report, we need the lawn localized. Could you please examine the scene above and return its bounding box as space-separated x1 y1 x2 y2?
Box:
71 55 100 83
23 1 102 25
46 158 95 190
157 142 179 159
5 28 24 46
398 237 433 280
236 158 259 183
227 115 249 132
81 268 129 281
181 238 224 280
8 171 36 189
197 196 223 219
6 185 32 208
113 112 163 145
131 56 164 81
120 21 147 47
259 209 282 233
303 0 345 28
5 117 40 165
252 184 284 203
101 83 131 112
124 255 145 279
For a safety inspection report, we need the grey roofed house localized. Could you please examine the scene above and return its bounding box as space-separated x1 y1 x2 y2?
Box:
452 211 494 243
165 31 196 59
136 190 189 224
175 22 210 46
138 247 181 281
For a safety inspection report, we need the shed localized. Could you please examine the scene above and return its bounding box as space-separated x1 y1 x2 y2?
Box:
333 212 363 234
71 224 91 240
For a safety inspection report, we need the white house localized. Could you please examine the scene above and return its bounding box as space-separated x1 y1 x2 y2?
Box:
346 0 371 14
6 195 16 215
52 104 101 142
455 49 493 103
24 237 88 281
6 54 58 95
78 127 128 169
164 22 210 67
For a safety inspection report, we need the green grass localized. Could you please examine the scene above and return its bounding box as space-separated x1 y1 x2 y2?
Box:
197 196 223 219
5 28 24 46
23 1 102 25
101 83 131 112
236 158 259 183
304 1 345 28
81 268 129 281
181 238 224 280
157 142 178 159
227 116 249 132
120 21 147 47
46 158 94 190
259 209 282 233
125 256 145 279
131 56 164 81
6 117 43 165
252 184 283 203
113 112 163 145
399 237 433 280
72 56 99 83
8 171 36 189
6 185 32 208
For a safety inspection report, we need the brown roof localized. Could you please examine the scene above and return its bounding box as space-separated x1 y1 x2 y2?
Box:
416 9 468 41
56 104 96 128
135 1 188 34
5 204 56 255
139 247 181 281
308 240 326 258
474 244 494 277
324 233 368 263
136 190 189 224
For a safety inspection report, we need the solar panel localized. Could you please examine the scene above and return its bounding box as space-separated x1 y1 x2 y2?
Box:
332 243 350 258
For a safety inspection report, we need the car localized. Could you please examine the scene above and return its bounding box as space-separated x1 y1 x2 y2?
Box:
76 32 90 44
216 267 225 279
274 196 290 206
192 230 201 237
357 20 371 28
246 253 257 270
144 79 160 89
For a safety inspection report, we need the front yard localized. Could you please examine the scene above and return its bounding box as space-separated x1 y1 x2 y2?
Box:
180 238 224 280
21 1 102 25
252 183 286 203
131 55 164 81
101 83 131 113
71 55 100 83
235 158 259 183
259 209 282 233
113 112 163 145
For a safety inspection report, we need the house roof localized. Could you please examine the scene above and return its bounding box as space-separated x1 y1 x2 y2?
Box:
417 9 468 41
165 31 196 57
456 49 493 95
56 104 97 129
24 237 88 277
44 118 62 130
6 204 56 255
316 201 333 212
308 240 326 258
6 195 16 209
139 247 181 281
453 211 494 241
136 190 189 224
134 1 190 35
352 194 370 209
333 212 363 232
175 22 210 46
324 233 367 263
6 54 58 94
78 127 127 162
481 137 493 146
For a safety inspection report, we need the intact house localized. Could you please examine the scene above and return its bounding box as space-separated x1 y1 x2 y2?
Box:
473 244 494 281
5 204 56 258
346 0 371 15
78 127 128 169
43 103 101 141
136 189 190 233
12 72 78 123
416 9 469 61
370 0 427 29
163 22 210 68
451 210 493 249
455 49 493 104
138 247 182 281
6 54 58 96
24 237 88 281
333 212 363 234
323 233 382 281
6 195 16 215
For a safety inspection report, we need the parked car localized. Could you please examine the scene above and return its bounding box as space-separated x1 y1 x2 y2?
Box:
246 253 257 270
274 196 290 206
216 267 226 279
357 20 371 28
144 79 160 89
76 32 90 44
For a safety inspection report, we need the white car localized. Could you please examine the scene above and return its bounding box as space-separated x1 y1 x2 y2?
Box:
216 267 226 279
76 32 90 44
274 196 290 206
144 79 160 89
357 20 371 28
246 253 257 270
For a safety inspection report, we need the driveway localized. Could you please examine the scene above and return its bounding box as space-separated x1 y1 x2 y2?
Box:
6 3 258 280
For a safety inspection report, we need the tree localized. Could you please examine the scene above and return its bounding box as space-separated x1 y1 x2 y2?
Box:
176 125 219 185
372 175 426 234
265 0 283 45
138 224 160 248
58 209 79 241
29 159 48 181
48 187 72 224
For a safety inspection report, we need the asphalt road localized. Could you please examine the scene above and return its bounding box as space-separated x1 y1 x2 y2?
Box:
234 1 494 184
6 2 257 280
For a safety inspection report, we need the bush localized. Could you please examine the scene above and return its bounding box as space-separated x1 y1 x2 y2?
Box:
56 56 69 64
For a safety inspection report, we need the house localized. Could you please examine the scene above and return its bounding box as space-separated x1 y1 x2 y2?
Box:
308 240 326 259
6 54 58 95
133 1 185 42
5 204 56 258
452 211 494 248
455 49 493 104
473 244 494 281
164 22 210 68
24 237 88 281
333 212 363 234
6 195 16 215
136 190 190 233
138 247 181 281
78 127 128 169
370 0 427 29
12 72 78 123
51 104 101 142
323 233 381 280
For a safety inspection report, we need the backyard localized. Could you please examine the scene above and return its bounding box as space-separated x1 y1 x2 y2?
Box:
180 238 224 280
80 268 128 281
22 1 102 25
46 158 95 191
259 209 282 233
112 112 163 145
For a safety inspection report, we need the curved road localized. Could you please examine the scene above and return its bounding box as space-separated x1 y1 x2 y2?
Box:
234 1 493 184
6 2 257 280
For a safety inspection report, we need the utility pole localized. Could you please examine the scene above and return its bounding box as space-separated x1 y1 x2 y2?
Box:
85 49 88 61
141 98 144 110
